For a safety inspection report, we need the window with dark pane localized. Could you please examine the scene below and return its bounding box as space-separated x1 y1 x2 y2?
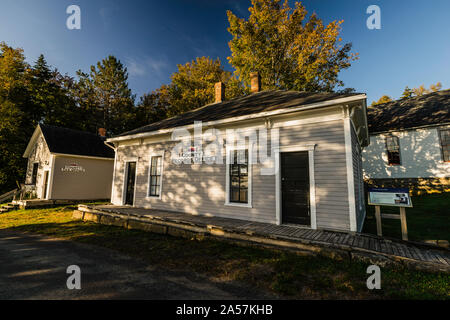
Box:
229 149 248 203
31 163 39 185
149 156 162 196
440 129 450 162
386 136 401 165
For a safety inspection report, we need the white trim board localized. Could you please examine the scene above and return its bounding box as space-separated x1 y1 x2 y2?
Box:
51 153 114 161
274 144 317 229
121 158 138 206
47 154 56 199
344 116 357 232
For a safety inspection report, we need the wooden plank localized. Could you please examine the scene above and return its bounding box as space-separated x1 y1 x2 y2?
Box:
386 242 396 255
406 246 420 261
302 229 316 239
347 235 357 247
432 253 449 265
398 244 413 259
373 239 380 252
375 206 382 237
311 231 323 240
291 228 310 238
381 214 401 220
390 243 399 256
400 207 408 241
316 232 330 242
379 241 389 254
320 232 334 243
412 247 427 261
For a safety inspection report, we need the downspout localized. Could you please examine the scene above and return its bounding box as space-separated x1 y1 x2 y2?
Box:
104 141 118 204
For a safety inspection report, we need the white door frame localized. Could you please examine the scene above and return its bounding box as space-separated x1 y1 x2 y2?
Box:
122 158 138 206
42 170 50 200
275 144 317 229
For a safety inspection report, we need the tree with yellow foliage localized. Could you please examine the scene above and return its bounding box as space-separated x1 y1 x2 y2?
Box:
227 0 358 92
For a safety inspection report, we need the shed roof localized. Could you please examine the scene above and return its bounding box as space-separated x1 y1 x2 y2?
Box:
367 89 450 134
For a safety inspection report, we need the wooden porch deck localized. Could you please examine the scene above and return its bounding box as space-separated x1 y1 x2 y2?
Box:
76 205 450 272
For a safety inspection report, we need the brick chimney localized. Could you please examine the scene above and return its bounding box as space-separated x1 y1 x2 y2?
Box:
250 72 261 93
98 128 107 138
214 82 225 103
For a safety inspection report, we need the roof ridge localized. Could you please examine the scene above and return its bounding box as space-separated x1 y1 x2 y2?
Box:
369 88 450 108
39 123 99 137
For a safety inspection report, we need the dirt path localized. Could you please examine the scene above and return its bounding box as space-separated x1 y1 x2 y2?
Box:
0 229 275 300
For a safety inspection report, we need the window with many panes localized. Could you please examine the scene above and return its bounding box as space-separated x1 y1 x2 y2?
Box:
440 129 450 162
148 156 163 197
386 135 401 165
229 149 248 203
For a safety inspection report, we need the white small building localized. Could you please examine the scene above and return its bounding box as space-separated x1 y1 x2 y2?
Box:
22 125 115 200
362 90 450 194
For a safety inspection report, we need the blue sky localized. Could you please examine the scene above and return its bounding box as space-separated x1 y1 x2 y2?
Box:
1 0 449 104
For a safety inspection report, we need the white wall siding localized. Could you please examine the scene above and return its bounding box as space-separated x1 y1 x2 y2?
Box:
25 134 51 199
51 156 114 200
112 118 353 231
279 120 350 231
351 124 366 232
362 127 450 179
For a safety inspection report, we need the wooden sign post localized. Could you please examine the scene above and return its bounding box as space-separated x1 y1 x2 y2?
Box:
368 188 412 241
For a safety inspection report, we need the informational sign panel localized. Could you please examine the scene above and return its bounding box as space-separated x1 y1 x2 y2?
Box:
368 188 413 207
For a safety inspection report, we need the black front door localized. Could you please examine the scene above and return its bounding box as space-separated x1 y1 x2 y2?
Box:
125 162 136 205
281 151 310 226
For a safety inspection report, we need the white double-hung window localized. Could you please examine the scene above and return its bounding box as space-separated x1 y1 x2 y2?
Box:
225 144 253 208
148 152 164 198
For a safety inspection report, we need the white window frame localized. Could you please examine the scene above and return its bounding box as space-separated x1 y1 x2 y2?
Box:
121 158 138 206
225 144 253 208
147 151 165 199
274 144 317 229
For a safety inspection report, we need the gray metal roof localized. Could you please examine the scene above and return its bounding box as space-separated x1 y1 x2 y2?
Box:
116 90 364 137
39 124 114 158
367 89 450 133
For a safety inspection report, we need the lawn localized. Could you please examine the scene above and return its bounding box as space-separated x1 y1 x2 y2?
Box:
363 193 450 242
0 206 449 300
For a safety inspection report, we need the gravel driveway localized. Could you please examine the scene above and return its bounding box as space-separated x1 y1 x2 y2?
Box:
0 229 274 300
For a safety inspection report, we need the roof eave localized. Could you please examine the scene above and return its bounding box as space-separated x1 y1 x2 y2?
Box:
23 125 44 158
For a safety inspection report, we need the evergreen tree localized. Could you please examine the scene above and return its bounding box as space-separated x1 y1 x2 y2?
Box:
29 54 78 128
135 85 170 128
73 56 136 134
400 86 413 99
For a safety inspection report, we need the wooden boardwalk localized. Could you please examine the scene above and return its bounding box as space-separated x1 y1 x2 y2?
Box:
78 205 450 272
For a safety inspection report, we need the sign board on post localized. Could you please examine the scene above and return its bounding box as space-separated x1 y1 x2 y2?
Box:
368 188 412 207
368 188 412 241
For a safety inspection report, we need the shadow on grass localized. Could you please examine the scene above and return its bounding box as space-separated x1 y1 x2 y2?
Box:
5 219 450 300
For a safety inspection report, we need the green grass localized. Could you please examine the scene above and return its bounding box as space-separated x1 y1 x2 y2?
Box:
0 206 449 300
363 193 450 242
